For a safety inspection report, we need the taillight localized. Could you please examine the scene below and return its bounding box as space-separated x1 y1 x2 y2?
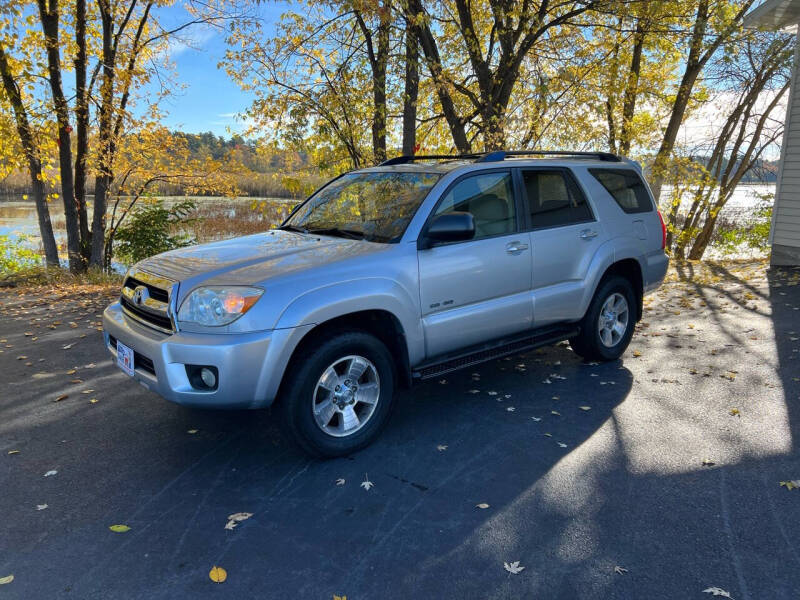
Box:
657 209 667 250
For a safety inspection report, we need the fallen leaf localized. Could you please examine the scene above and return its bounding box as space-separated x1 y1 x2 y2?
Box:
36 504 48 511
224 512 253 530
729 408 740 417
487 391 498 396
543 432 552 437
90 398 98 404
361 475 374 491
81 389 94 394
109 524 130 533
334 596 347 600
7 450 20 455
702 459 715 467
187 429 198 434
0 575 13 585
335 478 346 486
779 480 800 490
66 369 76 375
557 442 568 448
506 407 515 412
437 444 448 451
43 470 57 477
614 566 628 575
551 410 561 416
702 587 732 598
503 561 525 574
530 416 542 422
62 343 74 350
579 406 591 411
476 503 490 509
209 566 227 583
54 394 68 402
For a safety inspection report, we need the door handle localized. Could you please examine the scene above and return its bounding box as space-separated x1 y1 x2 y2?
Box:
580 229 598 240
505 241 529 254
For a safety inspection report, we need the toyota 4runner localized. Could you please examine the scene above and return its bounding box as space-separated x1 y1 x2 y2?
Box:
103 150 669 456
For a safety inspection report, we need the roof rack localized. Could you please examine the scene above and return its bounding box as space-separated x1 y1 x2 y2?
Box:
379 150 622 166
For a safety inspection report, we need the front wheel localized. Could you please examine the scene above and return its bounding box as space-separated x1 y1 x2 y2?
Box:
570 276 636 361
280 331 396 457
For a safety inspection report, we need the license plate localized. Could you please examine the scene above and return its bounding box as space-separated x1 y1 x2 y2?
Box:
116 340 135 377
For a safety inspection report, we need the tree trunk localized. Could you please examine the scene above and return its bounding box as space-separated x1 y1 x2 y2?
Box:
74 0 90 263
406 0 470 153
619 20 645 156
90 4 115 268
0 44 60 267
402 23 419 156
37 0 83 272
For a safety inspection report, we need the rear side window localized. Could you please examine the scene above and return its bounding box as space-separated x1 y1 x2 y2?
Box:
589 168 653 214
521 170 593 229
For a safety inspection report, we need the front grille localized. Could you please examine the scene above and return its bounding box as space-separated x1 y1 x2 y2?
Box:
120 269 176 333
109 335 156 376
124 276 169 303
120 295 174 331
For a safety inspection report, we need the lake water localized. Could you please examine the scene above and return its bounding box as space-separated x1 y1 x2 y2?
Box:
0 196 295 246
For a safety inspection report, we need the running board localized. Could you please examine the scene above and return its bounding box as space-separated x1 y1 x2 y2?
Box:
411 325 580 381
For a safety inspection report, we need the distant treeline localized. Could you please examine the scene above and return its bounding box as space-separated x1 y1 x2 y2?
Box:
0 131 321 201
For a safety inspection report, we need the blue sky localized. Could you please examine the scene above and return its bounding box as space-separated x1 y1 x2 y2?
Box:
151 2 289 137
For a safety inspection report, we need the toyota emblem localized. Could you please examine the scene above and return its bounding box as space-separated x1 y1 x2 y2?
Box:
132 285 149 306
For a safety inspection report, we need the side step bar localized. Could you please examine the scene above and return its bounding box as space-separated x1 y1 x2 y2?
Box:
411 325 580 381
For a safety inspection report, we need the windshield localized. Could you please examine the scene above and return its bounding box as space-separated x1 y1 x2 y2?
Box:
282 171 441 243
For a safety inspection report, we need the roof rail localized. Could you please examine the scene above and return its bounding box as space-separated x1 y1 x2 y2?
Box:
477 150 622 162
379 150 622 166
379 153 485 166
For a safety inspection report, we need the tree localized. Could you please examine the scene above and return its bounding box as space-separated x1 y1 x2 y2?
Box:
648 0 757 203
0 11 59 267
671 31 793 259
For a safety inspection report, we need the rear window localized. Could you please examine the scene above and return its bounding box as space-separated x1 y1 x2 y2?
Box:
589 169 653 214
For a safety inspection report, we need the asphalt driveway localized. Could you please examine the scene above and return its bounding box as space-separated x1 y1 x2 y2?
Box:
1 262 799 599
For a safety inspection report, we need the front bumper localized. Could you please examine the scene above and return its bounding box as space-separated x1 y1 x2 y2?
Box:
103 302 310 409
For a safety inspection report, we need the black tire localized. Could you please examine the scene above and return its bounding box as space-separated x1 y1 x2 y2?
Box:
279 330 396 457
569 275 636 361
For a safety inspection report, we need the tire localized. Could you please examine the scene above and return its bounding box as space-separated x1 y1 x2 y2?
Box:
569 275 636 362
280 330 396 457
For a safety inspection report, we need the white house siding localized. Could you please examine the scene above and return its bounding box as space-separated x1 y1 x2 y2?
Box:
769 28 800 264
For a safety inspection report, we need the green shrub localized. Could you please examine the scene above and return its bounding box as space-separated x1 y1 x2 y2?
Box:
114 200 197 265
713 192 773 255
0 234 42 275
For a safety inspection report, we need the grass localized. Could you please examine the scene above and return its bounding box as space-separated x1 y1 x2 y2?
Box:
0 264 122 290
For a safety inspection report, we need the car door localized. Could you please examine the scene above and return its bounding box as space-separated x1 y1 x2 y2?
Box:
519 168 605 326
417 170 532 358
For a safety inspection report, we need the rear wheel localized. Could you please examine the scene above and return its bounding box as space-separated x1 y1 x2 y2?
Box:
570 275 636 361
280 331 396 457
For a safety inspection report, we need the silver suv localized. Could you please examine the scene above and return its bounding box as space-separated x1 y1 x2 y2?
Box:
103 151 668 456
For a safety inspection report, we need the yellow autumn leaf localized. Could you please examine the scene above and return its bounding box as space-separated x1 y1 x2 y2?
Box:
334 596 347 600
729 408 740 416
0 575 13 585
109 524 131 533
7 450 20 455
632 350 641 357
209 566 227 583
780 480 799 490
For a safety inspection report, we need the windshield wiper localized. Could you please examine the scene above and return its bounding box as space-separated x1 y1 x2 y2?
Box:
278 224 309 234
307 227 366 240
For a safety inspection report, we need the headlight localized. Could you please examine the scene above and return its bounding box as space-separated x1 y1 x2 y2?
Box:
177 286 263 327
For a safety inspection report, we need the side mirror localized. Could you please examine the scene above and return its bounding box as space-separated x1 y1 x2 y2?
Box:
420 212 475 249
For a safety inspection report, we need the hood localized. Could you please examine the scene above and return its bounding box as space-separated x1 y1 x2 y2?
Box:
135 230 386 288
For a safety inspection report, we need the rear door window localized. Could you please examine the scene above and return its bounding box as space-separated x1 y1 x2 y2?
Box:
521 169 593 229
589 168 653 214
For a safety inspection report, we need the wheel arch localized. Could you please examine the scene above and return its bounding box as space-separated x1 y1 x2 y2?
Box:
597 258 644 321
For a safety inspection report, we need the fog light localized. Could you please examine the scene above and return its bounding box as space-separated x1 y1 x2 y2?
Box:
186 365 218 391
200 367 216 389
